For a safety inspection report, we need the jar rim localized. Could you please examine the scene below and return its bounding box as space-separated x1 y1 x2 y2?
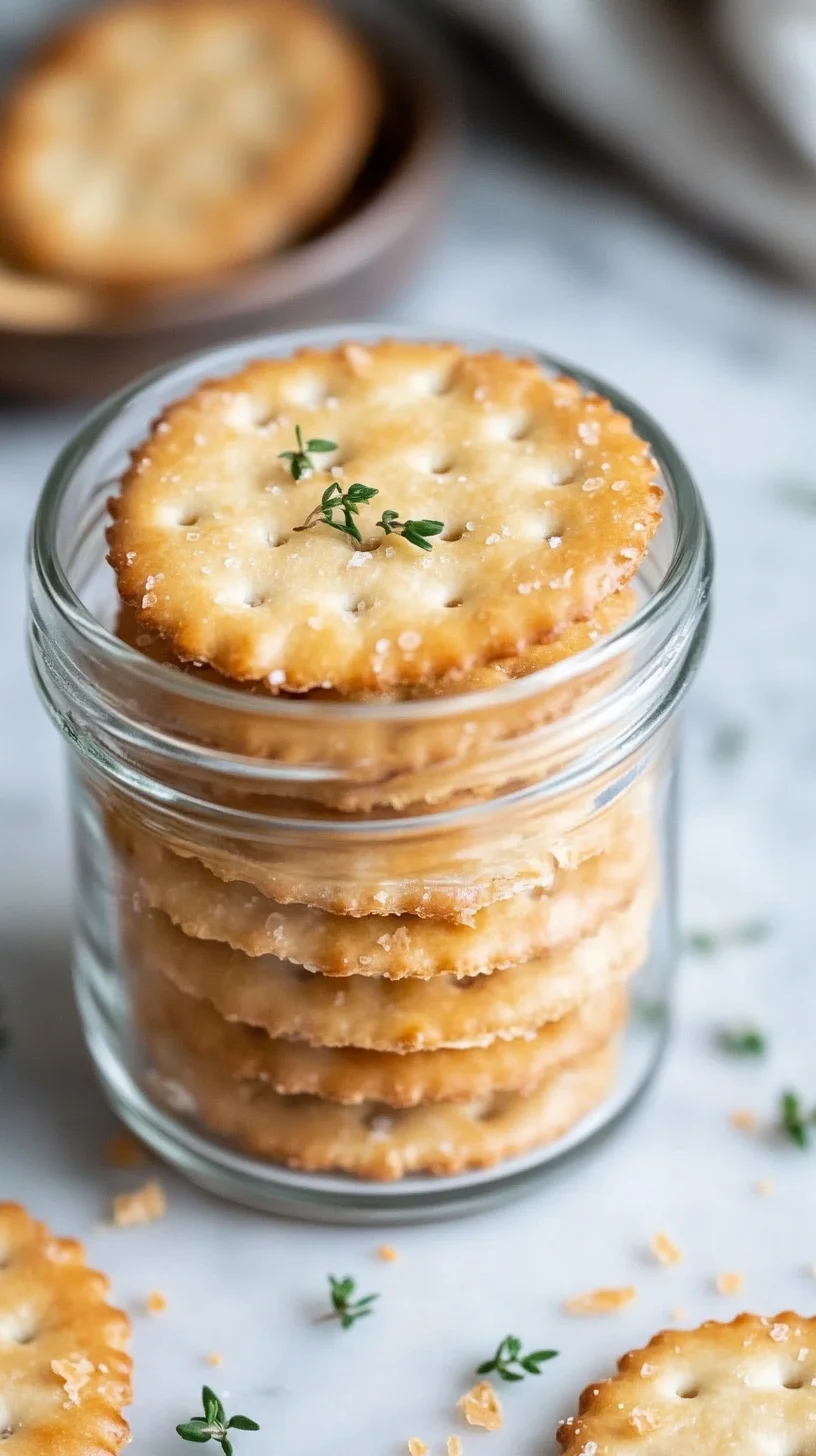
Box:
30 321 711 724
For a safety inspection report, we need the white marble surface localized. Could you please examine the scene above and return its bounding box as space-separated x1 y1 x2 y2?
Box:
4 32 816 1456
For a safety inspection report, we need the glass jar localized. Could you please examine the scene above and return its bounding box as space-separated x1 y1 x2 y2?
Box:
27 325 712 1222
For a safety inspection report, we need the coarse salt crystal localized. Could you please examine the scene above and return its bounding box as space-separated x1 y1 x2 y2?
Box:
347 551 370 568
485 533 501 545
398 631 421 652
268 669 286 686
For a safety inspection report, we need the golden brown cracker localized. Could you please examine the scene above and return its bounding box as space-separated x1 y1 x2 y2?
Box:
107 343 661 692
0 0 380 286
125 884 652 1050
124 813 652 976
146 1039 617 1178
137 971 626 1105
557 1312 816 1455
0 1203 131 1455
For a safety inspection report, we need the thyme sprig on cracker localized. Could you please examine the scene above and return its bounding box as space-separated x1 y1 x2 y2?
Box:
295 481 378 544
476 1335 558 1382
295 481 443 551
278 424 337 480
319 1274 379 1330
376 508 444 551
176 1387 259 1454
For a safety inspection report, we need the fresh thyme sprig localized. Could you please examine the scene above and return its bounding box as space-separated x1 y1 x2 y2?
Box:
476 1335 558 1383
780 1091 816 1149
295 482 444 551
376 508 444 552
278 424 337 480
319 1275 379 1330
295 481 378 545
719 1025 766 1056
176 1387 259 1454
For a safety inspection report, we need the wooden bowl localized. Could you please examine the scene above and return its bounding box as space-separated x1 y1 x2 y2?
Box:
0 2 458 401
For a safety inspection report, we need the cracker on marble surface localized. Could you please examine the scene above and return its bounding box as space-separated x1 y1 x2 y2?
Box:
557 1312 816 1456
0 1202 131 1455
107 342 661 692
0 0 379 286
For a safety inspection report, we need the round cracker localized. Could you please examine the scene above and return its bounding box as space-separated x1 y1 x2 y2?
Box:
112 770 652 921
138 971 626 1105
124 815 653 977
0 1203 132 1456
0 0 380 287
146 1039 617 1179
106 342 662 692
123 885 652 1050
558 1313 816 1456
112 586 638 812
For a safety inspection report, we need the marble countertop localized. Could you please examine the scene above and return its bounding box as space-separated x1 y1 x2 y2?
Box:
4 23 816 1456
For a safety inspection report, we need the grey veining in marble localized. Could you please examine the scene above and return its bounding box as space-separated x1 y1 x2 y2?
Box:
2 27 816 1456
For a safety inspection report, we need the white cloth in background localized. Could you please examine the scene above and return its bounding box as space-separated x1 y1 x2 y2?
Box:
439 0 816 283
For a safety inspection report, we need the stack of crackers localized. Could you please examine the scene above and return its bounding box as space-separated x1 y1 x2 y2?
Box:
105 339 663 1180
0 0 380 326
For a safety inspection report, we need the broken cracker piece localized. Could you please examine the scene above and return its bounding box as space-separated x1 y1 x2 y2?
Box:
458 1381 502 1431
650 1231 682 1266
447 1439 463 1456
112 1179 166 1228
564 1286 636 1315
715 1272 744 1296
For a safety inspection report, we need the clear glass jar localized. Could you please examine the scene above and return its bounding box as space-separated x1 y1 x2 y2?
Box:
27 325 712 1222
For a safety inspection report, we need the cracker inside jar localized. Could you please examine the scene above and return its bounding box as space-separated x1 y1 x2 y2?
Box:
99 337 666 1183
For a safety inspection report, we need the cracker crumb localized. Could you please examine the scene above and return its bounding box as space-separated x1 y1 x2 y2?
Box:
755 1179 774 1196
715 1272 744 1296
564 1286 637 1315
458 1381 502 1431
730 1109 757 1132
671 1306 687 1322
377 1244 399 1263
112 1179 166 1228
105 1132 146 1168
51 1356 94 1404
447 1439 463 1456
650 1231 682 1266
146 1290 167 1314
407 1440 428 1456
207 1353 223 1367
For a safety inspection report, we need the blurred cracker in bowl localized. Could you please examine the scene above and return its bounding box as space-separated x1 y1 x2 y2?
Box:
0 255 102 330
0 0 381 287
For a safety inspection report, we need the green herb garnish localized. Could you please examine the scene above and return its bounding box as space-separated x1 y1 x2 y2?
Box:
296 484 444 551
780 1091 816 1149
176 1387 259 1454
476 1335 558 1383
278 424 337 480
376 509 444 552
684 921 771 957
319 1275 379 1330
719 1025 766 1056
295 481 378 545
